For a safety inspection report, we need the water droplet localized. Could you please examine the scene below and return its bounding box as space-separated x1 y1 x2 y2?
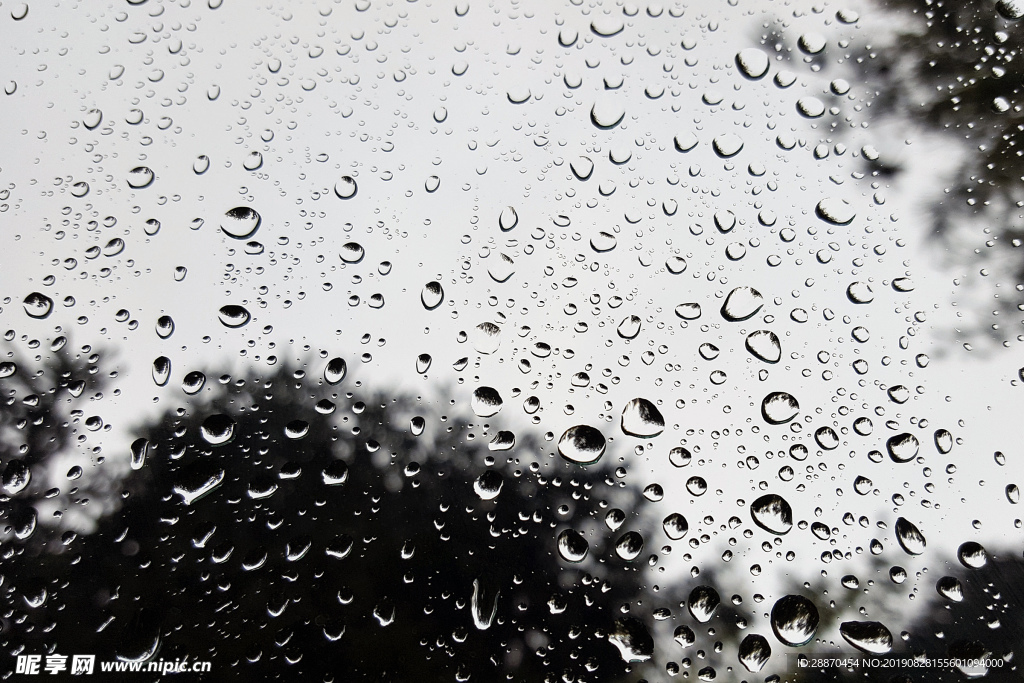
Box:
220 207 261 239
83 108 103 130
419 281 445 311
23 292 54 319
675 303 701 320
472 322 502 354
936 576 964 602
674 132 699 152
173 464 226 505
736 48 770 79
127 166 155 189
200 414 236 446
617 315 641 339
895 517 927 555
997 0 1024 20
761 392 799 424
608 617 654 663
663 513 689 540
934 429 953 454
590 99 625 129
558 425 606 465
666 256 687 274
892 277 914 292
334 176 358 199
152 356 171 386
590 16 624 36
712 134 744 158
669 447 692 467
796 97 825 118
556 529 589 562
0 362 15 379
324 357 347 385
570 156 594 180
130 438 149 471
750 494 793 535
339 242 365 264
688 585 720 623
591 231 618 252
218 305 251 328
738 634 772 672
473 470 503 501
193 155 210 174
284 420 309 440
415 353 432 374
686 476 708 496
615 531 644 560
3 461 31 495
1007 484 1020 504
373 599 395 626
847 282 874 304
745 330 781 363
487 253 515 282
471 578 499 630
471 386 502 417
957 541 987 568
322 461 349 486
499 206 518 231
182 371 206 395
815 198 856 225
620 398 665 438
243 151 263 170
721 286 764 321
886 433 919 463
674 625 696 647
155 315 174 339
770 595 819 646
488 430 515 451
839 622 893 654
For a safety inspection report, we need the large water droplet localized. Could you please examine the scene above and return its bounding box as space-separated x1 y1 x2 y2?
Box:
590 99 625 129
23 292 53 319
736 48 770 79
846 281 874 304
712 134 744 158
674 132 699 152
839 621 893 654
556 529 589 562
499 206 518 231
570 155 594 180
472 322 501 354
750 494 793 535
334 175 357 199
886 433 919 463
130 438 149 471
745 330 781 363
761 392 799 424
936 576 964 602
721 286 764 321
200 414 236 446
471 386 503 417
934 429 953 454
155 315 174 339
674 625 696 647
2 461 31 495
957 541 987 568
173 463 226 505
487 253 515 282
998 0 1024 19
669 447 691 467
770 595 819 646
339 242 365 264
152 356 171 387
590 15 624 36
591 231 618 252
895 517 927 555
322 461 349 485
218 305 250 328
471 578 499 630
182 371 206 395
615 531 645 561
421 281 444 310
687 585 720 623
557 425 606 465
473 470 503 501
815 198 856 225
607 618 653 663
675 303 701 320
663 513 688 540
324 357 347 385
666 256 687 274
221 207 261 239
617 315 641 339
620 398 665 437
127 166 154 189
738 634 772 672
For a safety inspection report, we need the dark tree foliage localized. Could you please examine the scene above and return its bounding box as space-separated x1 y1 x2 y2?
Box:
1 359 668 682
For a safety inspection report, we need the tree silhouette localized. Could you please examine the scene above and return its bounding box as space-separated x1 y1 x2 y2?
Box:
1 359 672 681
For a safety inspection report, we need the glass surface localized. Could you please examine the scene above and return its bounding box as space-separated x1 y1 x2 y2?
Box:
1 0 1022 680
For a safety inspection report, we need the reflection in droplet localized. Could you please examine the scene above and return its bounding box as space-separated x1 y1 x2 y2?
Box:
221 207 261 239
761 392 799 424
556 529 589 562
200 414 236 446
687 585 720 623
421 281 444 310
886 433 919 463
218 305 251 328
738 634 772 672
750 494 793 535
770 595 819 646
620 398 664 438
663 513 688 540
686 476 707 496
957 541 987 568
615 531 644 561
471 386 503 417
839 621 893 654
936 576 964 602
745 330 781 363
182 371 206 395
324 357 347 385
23 292 54 319
558 425 606 465
334 175 357 199
721 286 764 321
895 517 927 555
608 617 654 663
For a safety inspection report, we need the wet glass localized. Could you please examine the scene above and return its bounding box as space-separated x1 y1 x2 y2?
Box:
1 0 1022 680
